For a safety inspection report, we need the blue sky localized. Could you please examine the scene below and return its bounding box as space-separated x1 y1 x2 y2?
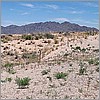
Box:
1 1 99 28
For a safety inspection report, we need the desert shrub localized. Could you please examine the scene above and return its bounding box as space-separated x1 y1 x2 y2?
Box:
48 40 51 44
9 70 16 74
1 36 12 43
1 39 8 43
22 35 33 40
41 69 50 75
35 35 39 40
79 66 86 75
96 67 99 72
6 77 12 82
64 53 69 57
47 76 52 81
54 39 59 44
44 33 54 39
4 62 13 68
88 59 94 65
78 88 83 93
88 58 99 66
22 52 36 59
1 80 6 83
43 40 48 43
57 61 61 65
84 32 90 35
94 58 99 65
78 61 87 75
94 60 99 66
7 51 14 56
37 44 43 47
55 72 67 80
93 49 99 53
26 96 32 99
15 77 31 89
75 46 81 50
81 48 86 52
3 63 16 74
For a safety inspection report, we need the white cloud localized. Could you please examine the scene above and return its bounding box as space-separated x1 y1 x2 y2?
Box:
10 9 14 11
46 4 59 10
51 18 69 22
70 10 84 14
85 2 98 8
21 3 34 8
21 12 29 15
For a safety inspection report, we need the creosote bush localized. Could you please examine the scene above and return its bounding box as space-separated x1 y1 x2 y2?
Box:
88 58 99 65
6 77 12 82
96 67 99 72
44 33 54 39
55 72 67 80
79 66 86 75
22 34 33 40
15 77 31 89
41 69 50 75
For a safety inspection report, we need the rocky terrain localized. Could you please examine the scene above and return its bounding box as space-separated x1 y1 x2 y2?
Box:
1 31 99 99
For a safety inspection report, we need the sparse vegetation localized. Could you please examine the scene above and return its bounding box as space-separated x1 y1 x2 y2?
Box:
55 72 67 80
6 77 12 82
79 66 87 75
41 69 50 75
96 67 99 72
88 58 99 65
44 33 54 39
15 77 31 89
1 32 99 99
22 34 33 40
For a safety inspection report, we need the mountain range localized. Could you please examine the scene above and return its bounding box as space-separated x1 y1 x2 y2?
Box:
1 21 98 34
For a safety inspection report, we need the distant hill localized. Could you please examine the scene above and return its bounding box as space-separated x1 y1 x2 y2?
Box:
1 21 98 34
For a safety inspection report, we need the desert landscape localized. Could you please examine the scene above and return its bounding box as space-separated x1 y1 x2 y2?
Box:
1 1 99 99
1 31 99 99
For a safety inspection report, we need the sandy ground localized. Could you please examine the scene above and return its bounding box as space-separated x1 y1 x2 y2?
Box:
1 33 99 99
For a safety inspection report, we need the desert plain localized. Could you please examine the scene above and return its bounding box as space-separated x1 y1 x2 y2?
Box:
1 31 99 99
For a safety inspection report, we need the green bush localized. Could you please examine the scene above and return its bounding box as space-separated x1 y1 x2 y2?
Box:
3 63 15 74
88 59 94 65
88 58 99 65
44 33 54 39
55 72 67 80
15 77 31 89
6 77 12 82
79 66 86 75
22 35 33 40
4 63 13 68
